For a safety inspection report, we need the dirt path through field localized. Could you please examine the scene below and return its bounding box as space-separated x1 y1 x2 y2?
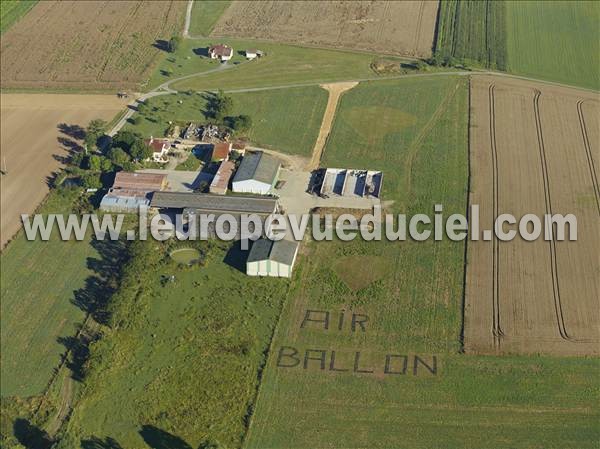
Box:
308 82 358 170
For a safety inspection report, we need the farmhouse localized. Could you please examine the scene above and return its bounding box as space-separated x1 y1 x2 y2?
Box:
100 172 167 212
208 44 233 61
144 137 170 163
246 238 299 278
209 160 236 195
212 142 232 161
232 151 281 195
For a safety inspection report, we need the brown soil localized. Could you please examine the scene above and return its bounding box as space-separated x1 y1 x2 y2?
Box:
0 1 186 90
211 1 438 58
465 75 600 356
309 82 358 170
0 94 127 249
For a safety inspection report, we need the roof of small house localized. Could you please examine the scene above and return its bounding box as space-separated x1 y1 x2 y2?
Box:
112 172 166 192
209 44 233 57
233 151 280 185
247 239 298 265
212 142 232 160
144 138 169 152
246 49 258 54
210 160 236 192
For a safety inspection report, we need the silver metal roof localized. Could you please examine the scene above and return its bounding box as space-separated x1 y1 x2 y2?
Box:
233 151 280 185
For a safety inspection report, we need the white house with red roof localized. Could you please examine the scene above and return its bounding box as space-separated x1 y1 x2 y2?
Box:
144 137 170 163
208 44 233 62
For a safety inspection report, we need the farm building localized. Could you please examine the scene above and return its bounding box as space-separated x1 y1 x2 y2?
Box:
209 160 236 195
212 142 231 161
320 168 383 198
231 141 247 154
246 238 299 278
150 191 278 216
144 137 170 163
245 49 263 60
232 151 281 195
100 172 167 212
208 44 233 61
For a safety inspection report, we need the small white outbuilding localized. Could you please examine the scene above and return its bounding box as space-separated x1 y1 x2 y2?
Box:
246 239 299 278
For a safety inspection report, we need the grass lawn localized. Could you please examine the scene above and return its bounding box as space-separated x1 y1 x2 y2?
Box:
148 37 410 92
244 77 600 448
126 86 328 156
0 0 37 34
0 189 111 398
189 0 231 37
506 0 600 90
64 241 290 448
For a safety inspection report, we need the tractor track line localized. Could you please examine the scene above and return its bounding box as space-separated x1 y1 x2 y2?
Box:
576 100 600 216
414 1 425 57
532 89 571 342
488 84 503 348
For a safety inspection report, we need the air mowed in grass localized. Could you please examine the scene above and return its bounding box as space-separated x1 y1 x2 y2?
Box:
506 0 600 90
244 77 600 448
126 87 328 156
64 241 290 448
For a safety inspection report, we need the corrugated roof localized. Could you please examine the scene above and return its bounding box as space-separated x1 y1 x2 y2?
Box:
233 151 280 185
247 239 298 265
150 191 277 214
212 142 231 160
113 172 166 191
210 160 236 193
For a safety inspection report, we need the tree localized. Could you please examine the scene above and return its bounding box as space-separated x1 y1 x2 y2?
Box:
85 118 108 151
100 157 113 172
231 114 252 133
129 139 152 161
212 90 234 121
87 155 102 171
168 35 181 53
108 147 130 167
112 130 140 152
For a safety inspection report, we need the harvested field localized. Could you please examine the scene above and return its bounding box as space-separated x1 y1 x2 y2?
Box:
0 94 127 248
0 0 186 90
211 1 438 58
466 75 600 356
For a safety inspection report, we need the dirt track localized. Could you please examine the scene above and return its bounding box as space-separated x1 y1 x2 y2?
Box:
465 76 600 356
211 1 438 58
0 94 127 248
308 82 358 170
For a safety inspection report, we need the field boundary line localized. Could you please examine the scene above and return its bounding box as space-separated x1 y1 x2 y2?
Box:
576 100 600 216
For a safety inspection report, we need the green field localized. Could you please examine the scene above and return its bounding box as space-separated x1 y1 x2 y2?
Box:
148 37 413 92
506 0 600 90
127 86 328 156
435 0 507 70
0 0 37 34
0 189 118 398
189 0 231 37
63 240 289 448
435 0 599 90
243 77 600 448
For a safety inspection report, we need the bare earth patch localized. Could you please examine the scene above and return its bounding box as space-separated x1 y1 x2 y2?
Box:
0 94 127 248
465 75 600 356
211 1 438 58
309 82 358 170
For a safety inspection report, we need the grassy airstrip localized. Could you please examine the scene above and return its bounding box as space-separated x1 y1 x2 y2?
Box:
148 37 412 92
126 87 328 156
244 77 600 448
188 0 231 37
0 0 37 34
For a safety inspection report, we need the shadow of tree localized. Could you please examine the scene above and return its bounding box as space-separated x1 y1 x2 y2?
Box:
81 436 124 449
139 425 192 449
153 39 170 52
56 324 101 382
223 240 247 273
58 123 86 140
13 419 53 449
193 47 209 57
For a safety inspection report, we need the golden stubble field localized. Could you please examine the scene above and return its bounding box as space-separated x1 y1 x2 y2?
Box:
0 94 128 248
465 75 600 356
0 0 185 90
211 0 438 58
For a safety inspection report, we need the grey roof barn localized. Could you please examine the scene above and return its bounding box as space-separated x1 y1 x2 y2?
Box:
247 238 298 265
233 151 280 185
